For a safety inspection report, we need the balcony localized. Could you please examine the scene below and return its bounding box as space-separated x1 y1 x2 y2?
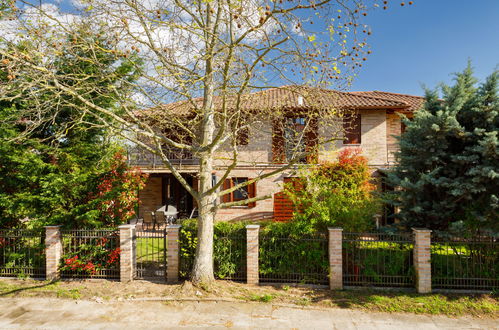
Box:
127 147 199 168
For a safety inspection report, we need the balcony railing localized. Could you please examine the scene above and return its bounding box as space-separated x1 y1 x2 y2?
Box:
127 147 199 168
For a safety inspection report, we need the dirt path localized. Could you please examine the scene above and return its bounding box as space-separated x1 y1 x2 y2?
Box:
0 297 497 329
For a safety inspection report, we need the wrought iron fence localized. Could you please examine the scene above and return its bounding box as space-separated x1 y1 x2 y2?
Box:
60 229 120 280
343 232 415 287
259 233 329 285
213 233 246 282
180 228 247 281
134 229 167 280
431 235 498 290
0 229 45 278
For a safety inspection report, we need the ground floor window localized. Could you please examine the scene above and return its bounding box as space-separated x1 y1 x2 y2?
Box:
222 177 256 207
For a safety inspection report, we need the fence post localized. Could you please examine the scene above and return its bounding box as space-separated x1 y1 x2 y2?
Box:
413 228 432 293
166 224 181 283
45 226 62 281
246 225 260 285
119 224 135 282
328 227 343 290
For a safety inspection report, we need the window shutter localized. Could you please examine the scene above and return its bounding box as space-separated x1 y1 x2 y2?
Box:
222 178 232 203
192 176 199 208
236 127 249 146
272 119 285 163
343 114 361 144
305 117 319 163
247 180 256 208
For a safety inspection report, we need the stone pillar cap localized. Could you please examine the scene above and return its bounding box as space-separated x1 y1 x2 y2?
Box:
328 227 343 231
246 225 260 229
412 228 432 232
44 225 61 229
166 224 182 229
118 224 135 229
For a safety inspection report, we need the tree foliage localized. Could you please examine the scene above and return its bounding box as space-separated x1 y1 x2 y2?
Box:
388 64 499 234
0 31 146 229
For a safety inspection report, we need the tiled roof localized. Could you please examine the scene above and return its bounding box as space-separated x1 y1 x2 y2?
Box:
350 91 425 112
142 86 424 116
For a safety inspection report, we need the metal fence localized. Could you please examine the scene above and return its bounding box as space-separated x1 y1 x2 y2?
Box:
180 228 247 282
0 229 45 278
60 229 120 280
259 233 329 285
134 229 167 280
431 235 498 290
213 233 246 282
343 232 415 287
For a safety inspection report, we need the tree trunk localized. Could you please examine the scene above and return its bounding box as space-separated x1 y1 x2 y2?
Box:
191 2 216 286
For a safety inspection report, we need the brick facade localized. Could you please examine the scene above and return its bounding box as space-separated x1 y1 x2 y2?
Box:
137 109 395 222
138 175 163 218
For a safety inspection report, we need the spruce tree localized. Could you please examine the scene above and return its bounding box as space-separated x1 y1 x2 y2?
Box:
388 64 498 234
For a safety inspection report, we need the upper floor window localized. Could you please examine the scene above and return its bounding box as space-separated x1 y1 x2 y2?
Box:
343 114 361 145
272 116 318 164
284 117 307 163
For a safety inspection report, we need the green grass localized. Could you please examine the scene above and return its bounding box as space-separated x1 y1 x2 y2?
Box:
324 290 498 316
135 237 165 262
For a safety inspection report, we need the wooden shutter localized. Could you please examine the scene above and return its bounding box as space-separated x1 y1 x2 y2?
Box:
192 176 199 208
236 127 249 146
305 117 319 163
343 114 361 144
247 180 256 208
222 178 232 203
272 119 285 163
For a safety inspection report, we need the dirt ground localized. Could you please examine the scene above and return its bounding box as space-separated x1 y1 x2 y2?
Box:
0 278 497 318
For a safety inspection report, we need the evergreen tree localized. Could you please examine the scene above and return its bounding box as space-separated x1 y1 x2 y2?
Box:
388 64 498 234
0 33 145 228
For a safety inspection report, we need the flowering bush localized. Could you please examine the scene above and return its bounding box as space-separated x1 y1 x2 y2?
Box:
60 235 121 276
286 147 380 232
87 150 148 226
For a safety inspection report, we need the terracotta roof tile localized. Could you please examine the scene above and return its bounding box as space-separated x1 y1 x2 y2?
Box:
142 86 424 116
350 90 425 112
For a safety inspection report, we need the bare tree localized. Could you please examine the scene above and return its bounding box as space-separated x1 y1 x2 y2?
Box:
0 0 395 285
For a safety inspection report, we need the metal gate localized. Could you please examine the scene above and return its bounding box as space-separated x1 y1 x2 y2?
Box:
134 229 167 281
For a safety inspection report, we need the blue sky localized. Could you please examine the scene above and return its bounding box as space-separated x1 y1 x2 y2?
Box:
349 0 499 96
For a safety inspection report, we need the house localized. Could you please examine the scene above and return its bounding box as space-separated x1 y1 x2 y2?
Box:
128 86 425 222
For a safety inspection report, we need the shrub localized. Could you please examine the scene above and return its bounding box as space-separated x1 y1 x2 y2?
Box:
179 219 246 280
286 147 380 232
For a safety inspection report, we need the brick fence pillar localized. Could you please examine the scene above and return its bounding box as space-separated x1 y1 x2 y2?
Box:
246 225 260 285
166 225 181 283
119 224 135 282
328 228 343 290
413 228 432 293
45 226 62 281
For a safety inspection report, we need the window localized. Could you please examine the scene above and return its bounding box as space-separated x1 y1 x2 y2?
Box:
343 114 361 144
284 117 307 162
232 178 248 201
272 116 318 163
222 177 257 207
